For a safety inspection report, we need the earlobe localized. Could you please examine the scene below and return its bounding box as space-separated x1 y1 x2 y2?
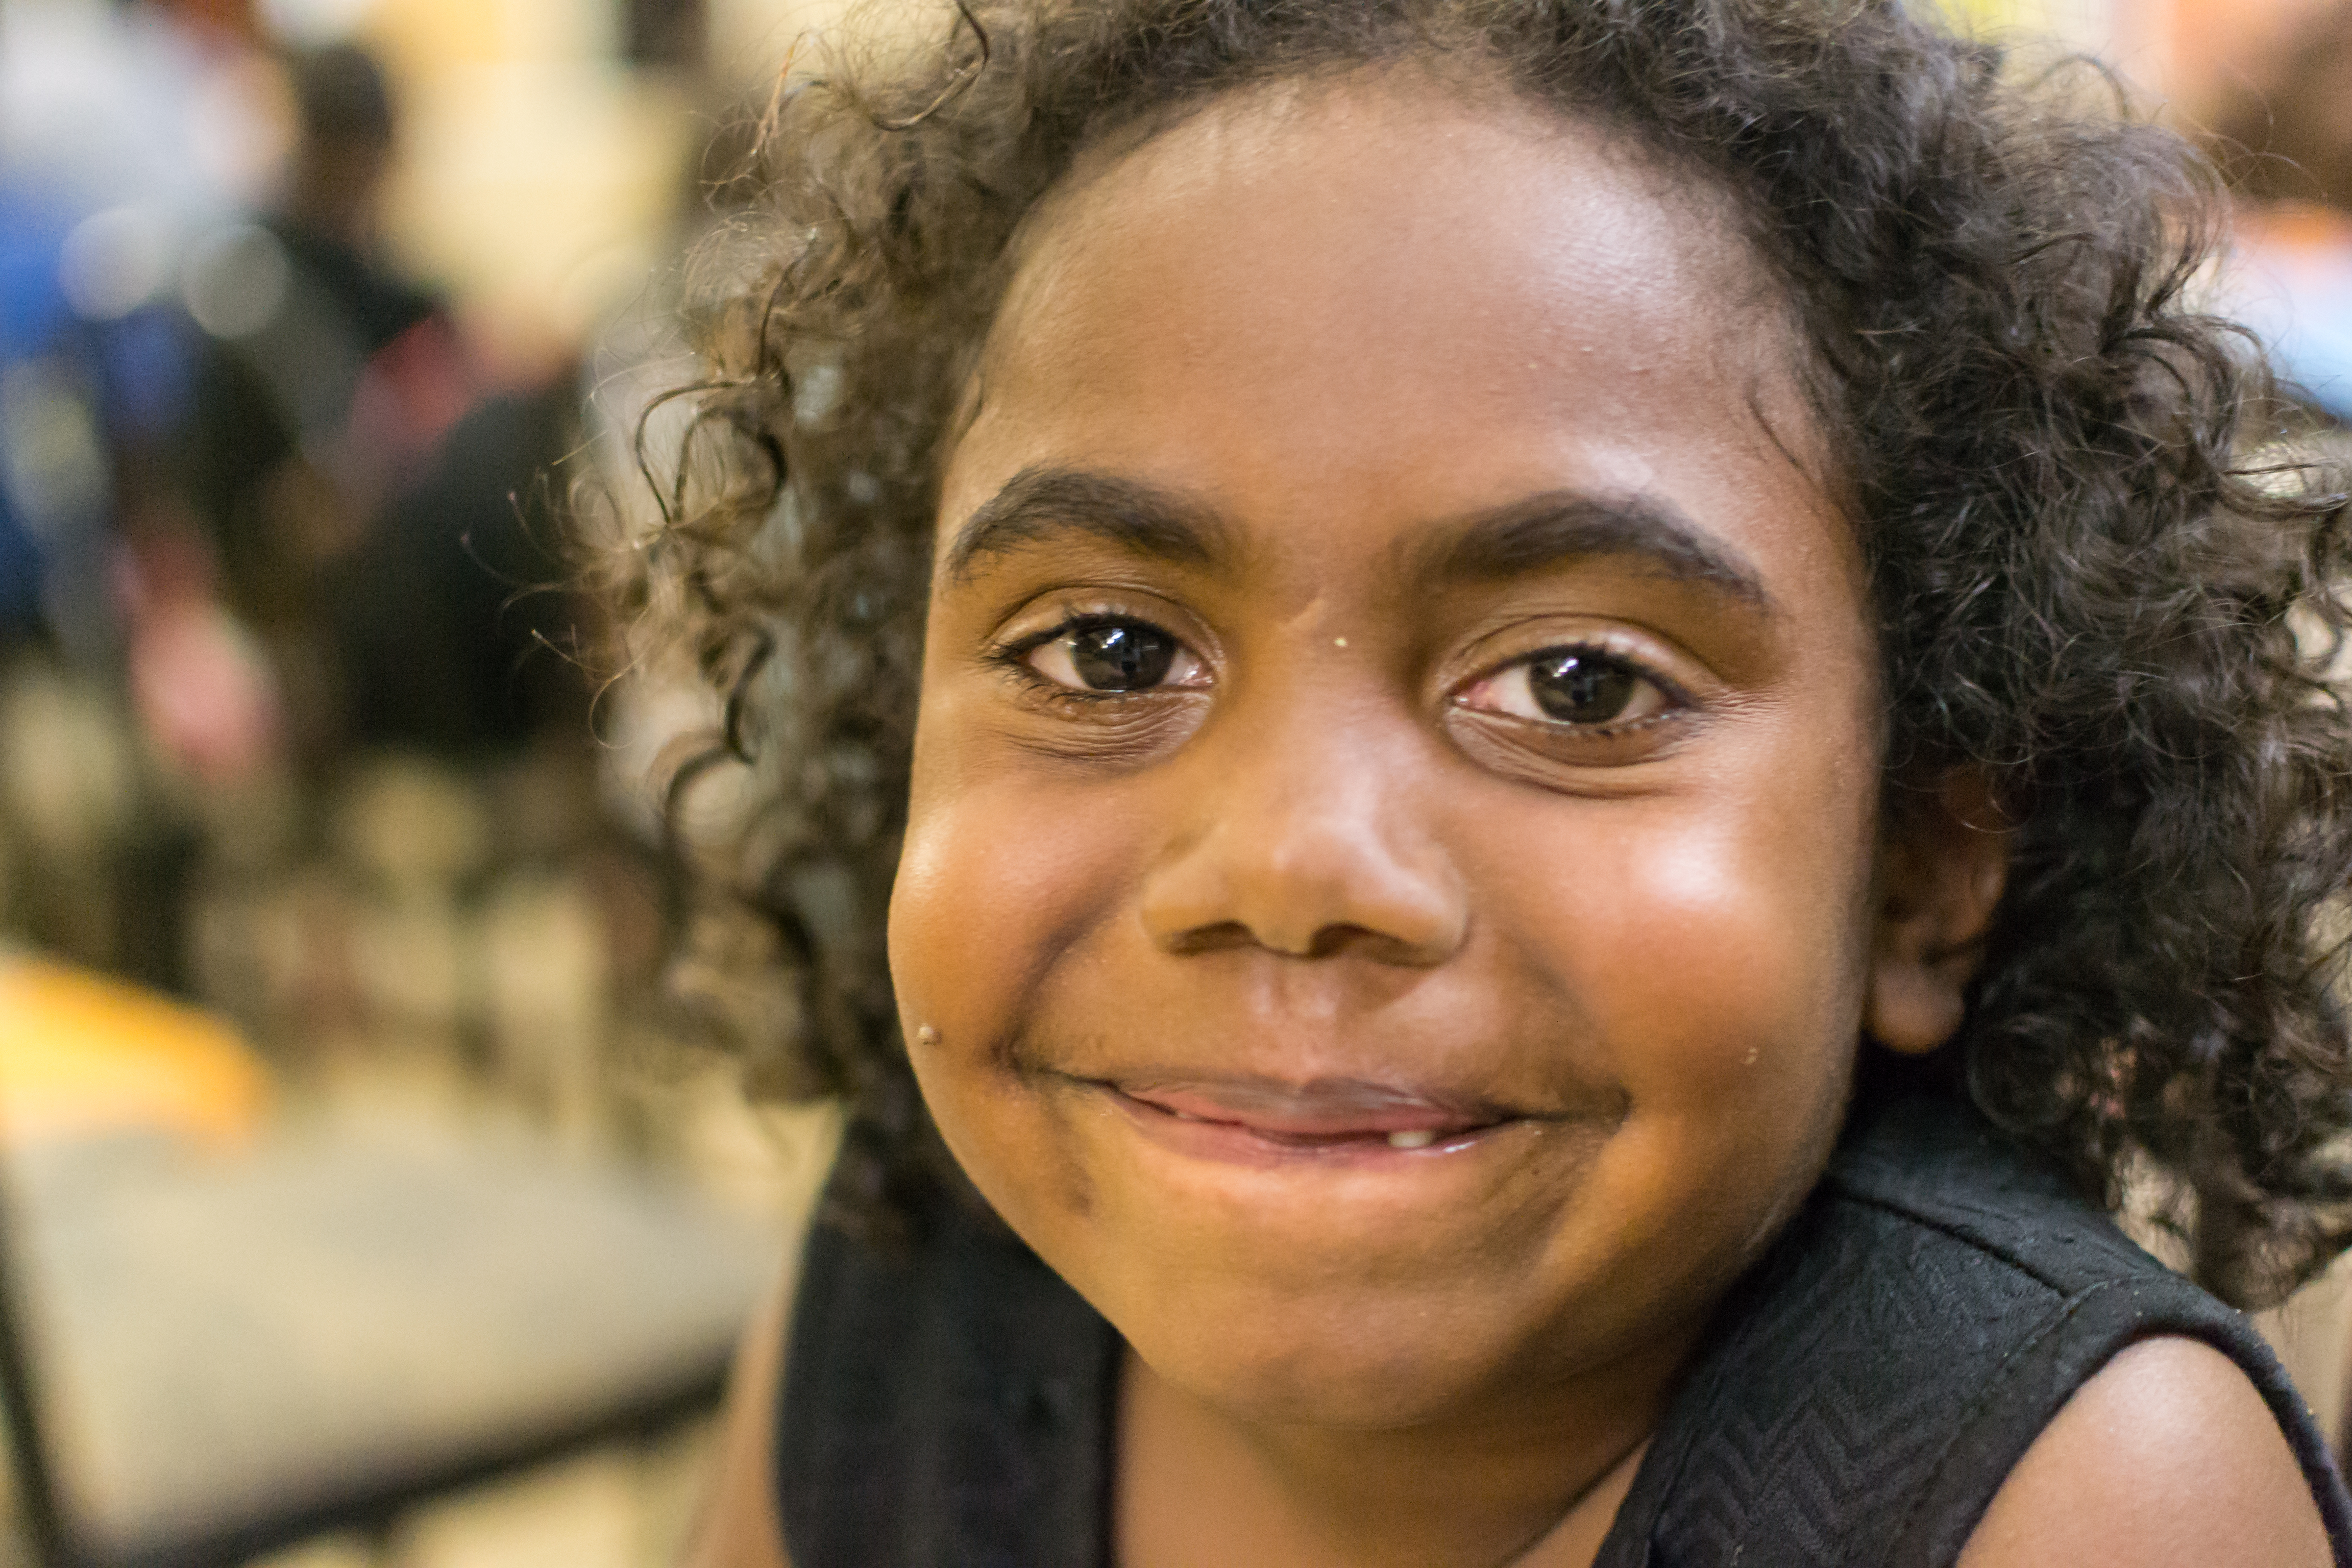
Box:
1865 770 2012 1057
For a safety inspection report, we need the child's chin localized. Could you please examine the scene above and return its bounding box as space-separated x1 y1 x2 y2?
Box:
1169 1351 1515 1432
1127 1295 1556 1431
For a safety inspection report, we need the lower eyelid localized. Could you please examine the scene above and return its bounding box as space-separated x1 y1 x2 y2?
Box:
1446 687 1693 736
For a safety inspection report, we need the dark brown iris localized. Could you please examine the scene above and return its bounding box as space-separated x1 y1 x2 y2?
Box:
1529 651 1638 724
1071 622 1179 690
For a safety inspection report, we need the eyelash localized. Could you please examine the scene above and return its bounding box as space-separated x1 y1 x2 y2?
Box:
993 612 1689 742
1454 641 1693 739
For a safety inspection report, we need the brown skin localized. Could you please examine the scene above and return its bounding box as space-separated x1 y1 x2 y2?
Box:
681 1263 794 1568
1958 1337 2331 1568
687 70 2330 1568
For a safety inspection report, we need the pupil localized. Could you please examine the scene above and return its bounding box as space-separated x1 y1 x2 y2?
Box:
1071 623 1177 691
1529 651 1636 724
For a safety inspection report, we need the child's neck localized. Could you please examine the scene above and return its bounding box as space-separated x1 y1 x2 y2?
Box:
1113 1334 1685 1568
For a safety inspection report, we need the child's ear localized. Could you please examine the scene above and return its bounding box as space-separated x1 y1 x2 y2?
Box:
1866 768 2012 1056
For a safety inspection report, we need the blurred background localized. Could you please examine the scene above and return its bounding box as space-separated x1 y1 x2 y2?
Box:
0 0 2342 1563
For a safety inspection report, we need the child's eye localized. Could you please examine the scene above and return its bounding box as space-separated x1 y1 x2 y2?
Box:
1025 618 1210 694
1455 647 1674 729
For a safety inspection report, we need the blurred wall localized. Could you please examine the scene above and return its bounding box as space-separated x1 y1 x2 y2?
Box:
254 0 699 378
1943 0 2346 125
707 0 946 89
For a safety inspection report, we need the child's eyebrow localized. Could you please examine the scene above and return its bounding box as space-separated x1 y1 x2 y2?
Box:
944 467 1232 581
1404 491 1775 611
944 467 1773 614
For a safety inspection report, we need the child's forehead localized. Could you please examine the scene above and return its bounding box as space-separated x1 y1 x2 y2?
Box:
994 67 1781 371
949 68 1839 578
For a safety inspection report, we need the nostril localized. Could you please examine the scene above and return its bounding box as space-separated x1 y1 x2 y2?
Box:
1161 918 1451 964
1305 923 1407 961
1162 920 1260 957
1303 922 1454 964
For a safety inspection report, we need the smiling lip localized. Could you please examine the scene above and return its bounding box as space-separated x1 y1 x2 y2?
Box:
1094 1073 1518 1161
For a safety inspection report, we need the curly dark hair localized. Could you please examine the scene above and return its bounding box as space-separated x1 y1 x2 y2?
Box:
625 0 2352 1307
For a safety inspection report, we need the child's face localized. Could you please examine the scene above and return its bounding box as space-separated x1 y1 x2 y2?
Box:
892 72 1889 1428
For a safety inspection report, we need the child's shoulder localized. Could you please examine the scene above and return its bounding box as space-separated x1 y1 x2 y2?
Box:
1958 1335 2333 1567
1614 1091 2345 1566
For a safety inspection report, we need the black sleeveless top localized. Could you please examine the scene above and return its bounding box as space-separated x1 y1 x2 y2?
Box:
775 1093 2352 1566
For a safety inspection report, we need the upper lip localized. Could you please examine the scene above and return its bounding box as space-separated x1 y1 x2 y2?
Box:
1100 1073 1517 1137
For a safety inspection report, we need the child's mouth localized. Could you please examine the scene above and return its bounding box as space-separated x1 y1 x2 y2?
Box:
1098 1075 1515 1156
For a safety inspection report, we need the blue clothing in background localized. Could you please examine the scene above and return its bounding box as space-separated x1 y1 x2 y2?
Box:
2227 210 2352 425
0 178 196 645
0 183 79 629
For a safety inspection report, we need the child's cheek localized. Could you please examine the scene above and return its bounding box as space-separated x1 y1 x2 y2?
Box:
886 697 1152 1182
889 783 1099 1056
1475 786 1873 1152
1573 819 1870 1282
890 783 1073 1219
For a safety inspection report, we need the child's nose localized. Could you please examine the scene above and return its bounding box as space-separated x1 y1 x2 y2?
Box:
1135 709 1467 966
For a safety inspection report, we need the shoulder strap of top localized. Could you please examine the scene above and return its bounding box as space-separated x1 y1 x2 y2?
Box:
1596 1094 2352 1568
773 1194 1119 1568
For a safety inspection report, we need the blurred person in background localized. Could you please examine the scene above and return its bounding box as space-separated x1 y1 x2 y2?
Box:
178 38 587 772
0 0 284 977
163 29 626 1086
4 1 604 1034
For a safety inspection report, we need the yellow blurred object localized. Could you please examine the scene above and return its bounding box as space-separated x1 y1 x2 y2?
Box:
1939 0 2105 38
355 0 692 371
0 959 272 1148
1942 0 2033 26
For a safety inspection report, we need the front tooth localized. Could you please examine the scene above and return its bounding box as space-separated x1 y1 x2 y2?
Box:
1388 1129 1436 1149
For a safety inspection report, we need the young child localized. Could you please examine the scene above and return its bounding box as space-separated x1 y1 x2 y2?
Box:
647 2 2352 1562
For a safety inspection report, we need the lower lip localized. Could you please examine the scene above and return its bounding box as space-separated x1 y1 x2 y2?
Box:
1099 1086 1510 1170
